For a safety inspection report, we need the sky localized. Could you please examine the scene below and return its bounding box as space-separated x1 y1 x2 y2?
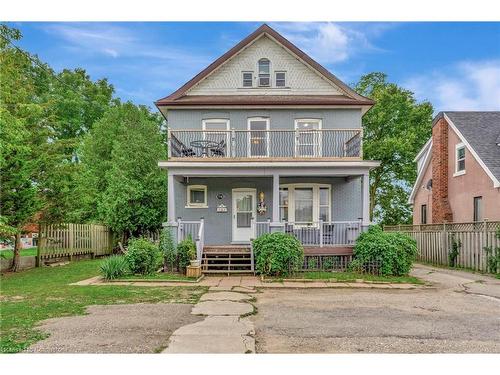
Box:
10 22 500 112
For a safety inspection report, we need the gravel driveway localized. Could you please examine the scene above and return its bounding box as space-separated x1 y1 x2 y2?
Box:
252 265 500 353
26 303 202 353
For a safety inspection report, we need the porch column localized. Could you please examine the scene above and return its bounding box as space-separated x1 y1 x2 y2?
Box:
270 172 284 232
361 172 370 227
167 171 176 223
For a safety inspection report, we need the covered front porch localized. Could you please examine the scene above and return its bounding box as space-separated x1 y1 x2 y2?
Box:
160 161 378 263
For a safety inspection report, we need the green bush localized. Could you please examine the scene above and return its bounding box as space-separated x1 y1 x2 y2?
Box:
100 255 129 280
253 232 304 276
350 226 417 276
159 227 177 272
177 235 196 271
125 238 162 275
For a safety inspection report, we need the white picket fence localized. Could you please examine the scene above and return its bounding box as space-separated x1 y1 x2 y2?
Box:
384 221 500 272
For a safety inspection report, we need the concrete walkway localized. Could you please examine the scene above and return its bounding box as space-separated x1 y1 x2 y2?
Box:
163 291 256 353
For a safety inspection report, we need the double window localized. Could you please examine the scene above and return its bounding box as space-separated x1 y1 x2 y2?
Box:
258 58 270 87
455 143 466 175
186 185 208 208
279 184 331 224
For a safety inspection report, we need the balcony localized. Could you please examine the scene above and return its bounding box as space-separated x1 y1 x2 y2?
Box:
168 129 362 159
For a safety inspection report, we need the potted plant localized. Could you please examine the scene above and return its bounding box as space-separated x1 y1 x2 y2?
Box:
188 246 200 267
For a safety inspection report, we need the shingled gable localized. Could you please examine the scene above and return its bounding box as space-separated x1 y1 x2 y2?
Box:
155 24 374 108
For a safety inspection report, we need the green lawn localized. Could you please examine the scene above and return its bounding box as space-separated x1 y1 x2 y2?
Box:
0 248 38 258
0 259 207 353
268 271 423 284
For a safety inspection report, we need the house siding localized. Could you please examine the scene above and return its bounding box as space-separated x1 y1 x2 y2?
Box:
174 176 362 245
167 108 362 130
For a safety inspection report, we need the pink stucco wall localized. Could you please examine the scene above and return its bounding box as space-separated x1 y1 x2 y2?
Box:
446 127 500 222
413 123 500 223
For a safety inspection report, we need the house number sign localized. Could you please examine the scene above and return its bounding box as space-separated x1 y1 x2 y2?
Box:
216 204 228 213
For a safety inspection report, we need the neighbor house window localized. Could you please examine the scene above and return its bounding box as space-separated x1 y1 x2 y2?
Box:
258 58 270 87
275 71 286 87
242 72 253 87
455 143 466 175
279 184 331 223
247 117 269 157
186 185 207 208
421 204 427 224
473 196 482 222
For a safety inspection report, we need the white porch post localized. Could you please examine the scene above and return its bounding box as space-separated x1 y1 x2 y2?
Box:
272 173 280 223
362 172 370 227
167 171 176 223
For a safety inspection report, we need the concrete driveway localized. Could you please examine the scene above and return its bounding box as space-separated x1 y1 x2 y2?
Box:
252 264 500 353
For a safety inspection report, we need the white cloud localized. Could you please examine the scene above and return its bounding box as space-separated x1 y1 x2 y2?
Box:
405 60 500 111
272 22 391 64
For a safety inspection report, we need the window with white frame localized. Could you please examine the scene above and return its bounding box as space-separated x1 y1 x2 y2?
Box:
186 185 207 208
248 117 269 157
242 72 253 87
455 143 466 174
279 184 331 223
295 119 322 157
258 58 270 87
202 119 230 154
275 71 286 87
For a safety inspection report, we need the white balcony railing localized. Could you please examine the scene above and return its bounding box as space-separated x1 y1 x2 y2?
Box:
169 129 362 159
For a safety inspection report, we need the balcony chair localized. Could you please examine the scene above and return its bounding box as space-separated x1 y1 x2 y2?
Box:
210 139 226 157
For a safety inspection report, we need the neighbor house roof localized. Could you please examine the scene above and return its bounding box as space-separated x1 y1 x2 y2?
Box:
436 111 500 186
155 24 374 108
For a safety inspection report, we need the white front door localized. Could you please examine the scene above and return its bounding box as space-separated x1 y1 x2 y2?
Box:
232 189 256 242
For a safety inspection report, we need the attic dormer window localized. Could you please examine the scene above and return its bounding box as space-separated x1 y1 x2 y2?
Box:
258 58 270 87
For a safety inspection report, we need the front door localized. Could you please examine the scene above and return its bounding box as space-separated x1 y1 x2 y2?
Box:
232 189 256 242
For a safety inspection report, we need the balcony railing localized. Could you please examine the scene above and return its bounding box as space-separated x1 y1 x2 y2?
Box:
168 129 362 159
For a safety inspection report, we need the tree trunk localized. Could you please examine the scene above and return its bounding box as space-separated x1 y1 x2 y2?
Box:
10 233 22 272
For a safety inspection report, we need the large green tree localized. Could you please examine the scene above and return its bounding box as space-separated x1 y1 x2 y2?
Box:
77 103 166 241
355 72 433 225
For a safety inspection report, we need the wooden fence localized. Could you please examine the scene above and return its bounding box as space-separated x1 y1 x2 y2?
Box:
384 221 500 273
38 223 113 264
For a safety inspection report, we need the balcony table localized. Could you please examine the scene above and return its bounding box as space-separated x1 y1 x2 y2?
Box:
190 140 220 157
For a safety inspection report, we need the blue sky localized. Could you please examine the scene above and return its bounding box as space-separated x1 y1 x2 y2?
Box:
10 22 500 112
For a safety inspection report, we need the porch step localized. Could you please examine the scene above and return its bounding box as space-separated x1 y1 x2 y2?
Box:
201 246 253 275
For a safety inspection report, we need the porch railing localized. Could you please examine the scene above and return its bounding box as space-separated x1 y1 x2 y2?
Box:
169 129 362 159
255 219 271 238
177 218 204 261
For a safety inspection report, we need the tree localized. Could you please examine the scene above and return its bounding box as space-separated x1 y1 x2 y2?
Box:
355 73 433 225
77 103 166 241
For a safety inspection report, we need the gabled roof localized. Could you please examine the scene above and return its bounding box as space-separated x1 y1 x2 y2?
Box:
155 24 374 108
408 139 433 204
437 111 500 187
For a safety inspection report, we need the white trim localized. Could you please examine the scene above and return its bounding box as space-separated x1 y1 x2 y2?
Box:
444 113 500 188
454 142 466 175
294 118 323 157
186 185 208 208
242 71 253 88
279 183 331 224
275 71 286 87
408 142 433 204
202 118 230 131
247 117 270 157
257 58 271 87
413 138 432 162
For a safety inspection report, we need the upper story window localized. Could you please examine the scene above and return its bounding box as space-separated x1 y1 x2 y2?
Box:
258 58 270 87
454 143 466 176
275 71 286 87
242 72 253 87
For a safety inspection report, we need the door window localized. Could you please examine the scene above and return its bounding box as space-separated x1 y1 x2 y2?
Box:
248 118 269 157
236 194 253 228
295 119 322 157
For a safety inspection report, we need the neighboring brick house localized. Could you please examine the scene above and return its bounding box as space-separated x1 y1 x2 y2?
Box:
409 111 500 224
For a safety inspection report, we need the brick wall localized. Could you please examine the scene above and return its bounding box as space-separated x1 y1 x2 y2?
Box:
431 117 453 222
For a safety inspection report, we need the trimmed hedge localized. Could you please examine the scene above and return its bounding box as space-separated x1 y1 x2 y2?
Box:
350 226 417 276
253 232 304 277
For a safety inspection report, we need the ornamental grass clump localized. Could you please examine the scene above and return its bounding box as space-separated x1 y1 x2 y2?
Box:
350 226 417 276
124 238 162 275
100 255 129 280
253 232 304 277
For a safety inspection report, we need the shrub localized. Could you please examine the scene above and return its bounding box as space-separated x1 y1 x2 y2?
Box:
100 255 129 280
177 235 196 271
253 232 304 277
350 226 417 276
159 227 177 272
125 238 162 275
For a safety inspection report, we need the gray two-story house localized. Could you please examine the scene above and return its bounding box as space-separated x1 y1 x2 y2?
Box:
157 24 380 273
